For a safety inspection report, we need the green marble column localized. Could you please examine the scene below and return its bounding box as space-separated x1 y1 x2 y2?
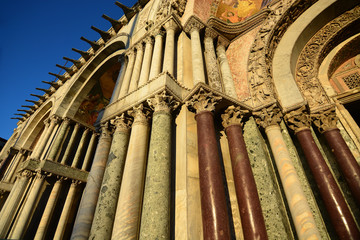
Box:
47 118 71 161
72 128 90 168
89 114 131 240
81 131 98 171
139 92 179 239
61 123 81 165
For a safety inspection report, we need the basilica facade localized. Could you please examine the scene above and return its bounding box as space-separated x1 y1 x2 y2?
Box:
0 0 360 239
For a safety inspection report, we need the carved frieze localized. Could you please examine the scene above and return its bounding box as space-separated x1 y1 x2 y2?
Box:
186 88 222 114
221 105 249 128
312 107 338 133
155 0 187 23
253 103 282 129
147 91 180 113
284 106 311 133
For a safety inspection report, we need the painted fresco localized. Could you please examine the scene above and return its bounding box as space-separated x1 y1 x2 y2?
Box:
214 0 272 23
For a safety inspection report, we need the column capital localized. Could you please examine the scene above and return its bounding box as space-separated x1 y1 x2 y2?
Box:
284 106 311 133
135 42 144 52
184 17 205 34
99 122 112 139
126 49 136 58
62 117 72 124
35 170 47 179
253 103 282 129
18 169 33 178
143 36 154 45
186 88 222 114
152 28 165 37
163 18 180 32
205 28 219 40
49 115 61 124
217 36 230 49
147 91 180 113
110 113 132 132
71 179 82 186
221 106 249 129
128 104 151 125
56 176 67 182
311 107 338 133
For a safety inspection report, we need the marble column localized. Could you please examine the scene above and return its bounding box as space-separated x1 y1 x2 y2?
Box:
185 18 206 85
47 118 71 161
313 108 360 206
71 123 112 240
72 128 90 168
119 49 136 98
128 43 144 92
0 170 32 238
89 114 131 240
10 171 46 239
222 106 268 240
61 123 81 165
54 180 80 240
217 37 237 99
285 106 360 240
81 131 98 171
34 177 64 240
148 29 165 80
163 19 179 76
140 92 179 239
186 88 231 239
3 149 26 182
31 115 60 160
138 37 154 87
111 104 150 240
204 28 222 91
110 54 126 103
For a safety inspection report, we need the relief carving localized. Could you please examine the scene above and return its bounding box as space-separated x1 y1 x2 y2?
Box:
156 0 187 23
99 122 112 139
147 91 180 113
312 107 338 133
128 104 151 126
284 106 311 133
186 88 222 114
253 103 282 129
221 105 249 128
110 114 132 133
184 17 205 34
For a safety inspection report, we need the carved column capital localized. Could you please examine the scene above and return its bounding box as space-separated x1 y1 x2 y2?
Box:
19 169 33 178
205 28 219 40
253 104 282 129
312 107 338 133
284 106 311 133
217 36 230 48
163 18 180 32
126 49 135 58
99 122 112 139
56 176 67 182
184 17 204 34
71 179 82 186
186 88 222 114
147 91 180 113
135 42 144 52
221 106 249 128
63 117 71 124
143 36 154 45
35 170 47 179
128 104 151 126
110 113 132 133
152 28 165 37
49 115 61 124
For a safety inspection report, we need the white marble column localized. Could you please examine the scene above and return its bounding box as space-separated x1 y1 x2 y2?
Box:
110 54 127 103
47 118 71 161
118 50 136 98
185 18 206 85
148 29 165 80
3 149 26 182
138 37 154 87
216 37 237 99
72 128 90 168
81 131 98 171
128 43 144 92
204 28 222 91
61 123 81 165
163 19 179 76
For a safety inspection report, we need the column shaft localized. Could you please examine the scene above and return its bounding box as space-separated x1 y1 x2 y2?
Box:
225 124 268 240
138 38 154 86
323 128 360 205
111 108 150 240
34 179 63 240
90 117 130 240
48 119 71 161
31 120 51 160
216 44 237 98
128 45 144 92
119 51 136 98
81 132 98 171
204 30 222 91
71 125 112 240
195 111 231 239
190 29 206 85
61 123 81 165
110 55 126 103
296 129 360 240
163 26 176 75
149 32 164 80
72 128 90 168
140 111 172 239
266 125 320 239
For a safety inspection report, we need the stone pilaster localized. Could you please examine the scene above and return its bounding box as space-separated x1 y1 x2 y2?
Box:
184 18 206 85
71 122 112 240
140 91 179 239
61 123 81 165
111 104 150 240
48 118 71 161
163 18 179 76
222 106 269 240
254 104 321 239
90 114 132 240
285 106 360 239
204 28 222 91
119 49 136 98
110 54 126 103
128 43 144 92
149 29 165 80
217 36 237 99
72 128 90 168
312 108 360 206
138 37 154 87
186 88 231 239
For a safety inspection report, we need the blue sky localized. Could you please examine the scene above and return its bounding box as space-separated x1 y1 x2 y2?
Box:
0 0 138 140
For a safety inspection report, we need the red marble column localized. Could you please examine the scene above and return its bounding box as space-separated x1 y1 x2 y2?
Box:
195 111 231 240
323 128 360 206
296 128 360 240
225 124 268 240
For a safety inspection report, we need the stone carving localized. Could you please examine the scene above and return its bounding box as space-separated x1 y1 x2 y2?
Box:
147 91 180 113
295 6 360 111
143 36 154 45
156 0 187 23
312 107 338 133
99 122 112 139
164 18 180 32
186 88 222 114
110 114 132 132
221 105 249 128
128 104 151 125
253 103 282 129
284 106 311 133
184 17 205 34
19 169 33 178
71 179 82 186
204 28 222 92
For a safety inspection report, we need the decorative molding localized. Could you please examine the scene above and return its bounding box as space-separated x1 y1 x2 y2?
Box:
253 103 282 129
312 107 338 133
221 105 249 128
284 105 311 133
205 27 219 39
147 90 180 113
186 88 222 114
155 0 187 23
